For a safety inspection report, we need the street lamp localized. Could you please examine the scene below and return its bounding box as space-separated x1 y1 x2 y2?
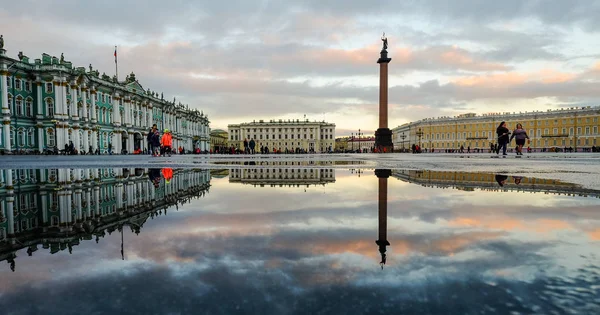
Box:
400 133 406 151
351 132 354 152
416 128 424 148
358 128 361 153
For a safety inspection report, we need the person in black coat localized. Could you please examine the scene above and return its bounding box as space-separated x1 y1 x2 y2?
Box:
496 121 510 156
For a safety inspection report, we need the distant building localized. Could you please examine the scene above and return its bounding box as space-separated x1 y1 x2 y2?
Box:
229 162 335 187
209 129 228 151
392 107 600 152
228 118 335 153
0 47 210 154
334 137 349 151
347 136 375 152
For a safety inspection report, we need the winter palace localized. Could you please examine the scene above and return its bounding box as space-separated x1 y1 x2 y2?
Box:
392 106 600 152
0 46 210 154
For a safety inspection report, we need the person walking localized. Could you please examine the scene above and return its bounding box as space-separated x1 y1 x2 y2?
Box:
151 129 161 156
147 124 157 155
160 129 173 157
509 123 529 156
249 138 256 154
243 138 249 154
496 121 510 156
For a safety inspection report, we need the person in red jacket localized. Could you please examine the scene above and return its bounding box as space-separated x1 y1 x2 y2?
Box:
160 129 173 157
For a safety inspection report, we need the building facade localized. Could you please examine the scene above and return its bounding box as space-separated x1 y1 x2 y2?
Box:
0 167 211 267
228 119 335 153
0 47 210 154
209 129 228 151
392 107 600 152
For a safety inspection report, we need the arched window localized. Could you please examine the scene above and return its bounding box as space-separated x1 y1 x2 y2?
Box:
25 98 33 117
102 108 107 124
17 128 25 147
15 96 23 116
47 128 56 147
28 128 35 147
46 98 54 117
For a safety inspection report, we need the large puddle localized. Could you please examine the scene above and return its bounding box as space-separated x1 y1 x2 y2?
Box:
0 167 599 314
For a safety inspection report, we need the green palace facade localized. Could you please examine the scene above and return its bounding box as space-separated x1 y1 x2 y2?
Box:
0 45 210 154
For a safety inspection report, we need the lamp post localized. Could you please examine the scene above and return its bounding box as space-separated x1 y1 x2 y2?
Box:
358 128 361 153
351 132 354 152
416 128 424 151
400 133 406 151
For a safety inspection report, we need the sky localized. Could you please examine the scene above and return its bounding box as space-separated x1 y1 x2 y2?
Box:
2 1 600 136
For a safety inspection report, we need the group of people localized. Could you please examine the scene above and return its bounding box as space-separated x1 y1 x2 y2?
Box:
496 121 529 156
147 124 173 157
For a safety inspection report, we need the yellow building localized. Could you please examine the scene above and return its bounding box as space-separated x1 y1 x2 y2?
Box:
392 106 600 152
228 119 335 153
209 129 228 151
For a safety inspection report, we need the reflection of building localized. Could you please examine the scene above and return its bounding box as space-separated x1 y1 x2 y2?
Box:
209 129 228 151
229 163 335 187
228 119 335 153
392 106 600 151
0 47 210 154
375 169 391 268
0 168 211 270
392 170 600 198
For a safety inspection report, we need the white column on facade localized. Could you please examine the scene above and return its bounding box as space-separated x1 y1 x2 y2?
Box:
91 129 98 152
73 127 81 151
90 90 97 123
1 71 8 115
71 84 79 121
61 82 68 120
35 81 43 117
40 191 48 225
112 97 121 125
142 105 147 128
37 125 44 152
81 87 88 121
83 129 89 152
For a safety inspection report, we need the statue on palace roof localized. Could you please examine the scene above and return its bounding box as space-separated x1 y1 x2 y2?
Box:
0 35 4 49
89 64 93 72
60 53 64 63
381 32 388 51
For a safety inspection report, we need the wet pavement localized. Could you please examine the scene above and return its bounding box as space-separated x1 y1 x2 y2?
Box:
0 162 599 314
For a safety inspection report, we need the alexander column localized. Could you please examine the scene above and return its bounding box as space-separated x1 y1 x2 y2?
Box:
375 169 391 269
375 33 394 153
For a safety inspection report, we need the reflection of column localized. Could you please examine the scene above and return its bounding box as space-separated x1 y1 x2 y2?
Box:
94 186 100 216
85 189 91 219
41 191 48 226
375 169 391 268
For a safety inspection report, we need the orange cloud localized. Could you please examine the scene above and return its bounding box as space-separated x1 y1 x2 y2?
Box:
453 69 578 87
588 229 600 240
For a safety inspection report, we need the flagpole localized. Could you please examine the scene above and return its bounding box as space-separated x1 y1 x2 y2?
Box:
114 45 118 81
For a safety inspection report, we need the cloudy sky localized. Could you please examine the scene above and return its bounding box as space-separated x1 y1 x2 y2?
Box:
2 1 600 135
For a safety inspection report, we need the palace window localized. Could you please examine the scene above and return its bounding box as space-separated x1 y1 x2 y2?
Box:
594 126 598 135
15 79 21 90
101 93 105 103
17 128 25 147
15 97 23 116
553 128 558 135
28 128 35 147
577 127 582 135
562 128 566 135
108 96 112 104
585 127 590 135
569 128 574 136
45 82 53 93
6 76 11 88
25 99 32 117
47 128 55 147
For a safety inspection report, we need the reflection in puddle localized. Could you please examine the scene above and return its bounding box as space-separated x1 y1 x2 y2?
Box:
393 169 600 198
0 167 598 314
0 168 210 271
